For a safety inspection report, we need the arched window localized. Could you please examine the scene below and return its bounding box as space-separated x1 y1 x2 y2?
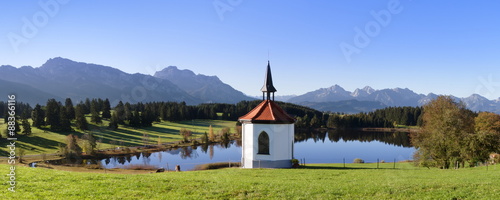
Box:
258 131 270 155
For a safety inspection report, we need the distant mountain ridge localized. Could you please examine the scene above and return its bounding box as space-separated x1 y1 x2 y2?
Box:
288 85 500 114
154 66 255 103
299 100 387 114
2 57 499 114
0 57 252 106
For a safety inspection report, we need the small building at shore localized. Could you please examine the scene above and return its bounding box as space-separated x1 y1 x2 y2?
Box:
239 61 295 168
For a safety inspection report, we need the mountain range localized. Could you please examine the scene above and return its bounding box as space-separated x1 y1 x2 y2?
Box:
154 66 253 103
1 57 499 114
288 85 500 114
0 57 253 106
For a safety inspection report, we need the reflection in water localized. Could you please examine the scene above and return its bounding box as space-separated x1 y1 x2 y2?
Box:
295 129 412 147
209 145 214 159
180 146 197 159
294 130 415 163
98 141 242 170
46 130 413 170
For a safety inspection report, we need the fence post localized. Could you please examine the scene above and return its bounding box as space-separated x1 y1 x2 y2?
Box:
393 158 396 169
377 158 379 169
343 158 345 168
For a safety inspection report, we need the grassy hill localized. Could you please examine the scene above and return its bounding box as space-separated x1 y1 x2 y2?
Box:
0 118 235 156
0 163 498 199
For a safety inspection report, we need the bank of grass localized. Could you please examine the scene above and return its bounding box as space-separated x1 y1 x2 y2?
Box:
0 119 235 156
0 162 498 199
193 162 241 170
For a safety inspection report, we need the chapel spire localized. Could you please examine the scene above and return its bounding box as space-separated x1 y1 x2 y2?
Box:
261 61 277 101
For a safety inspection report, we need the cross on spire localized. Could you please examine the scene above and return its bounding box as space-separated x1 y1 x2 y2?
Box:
261 61 277 101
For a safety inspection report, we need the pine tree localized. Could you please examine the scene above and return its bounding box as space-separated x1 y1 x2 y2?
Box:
101 98 112 119
59 106 72 132
124 103 133 123
45 99 61 131
21 118 32 135
84 98 91 114
65 98 75 120
75 104 88 131
108 112 119 130
141 106 154 127
129 109 141 127
90 101 102 124
115 101 125 124
97 98 104 112
31 104 45 128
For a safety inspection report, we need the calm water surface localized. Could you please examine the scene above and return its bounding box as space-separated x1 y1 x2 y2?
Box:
93 130 415 171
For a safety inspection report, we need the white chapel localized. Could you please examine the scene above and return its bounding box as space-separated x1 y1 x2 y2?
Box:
238 61 295 168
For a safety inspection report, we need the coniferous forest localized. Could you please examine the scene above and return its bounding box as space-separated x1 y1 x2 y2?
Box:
1 98 425 136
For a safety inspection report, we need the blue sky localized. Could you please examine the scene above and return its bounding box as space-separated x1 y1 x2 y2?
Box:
1 0 500 99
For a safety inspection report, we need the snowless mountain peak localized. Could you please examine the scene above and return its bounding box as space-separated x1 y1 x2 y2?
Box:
288 84 500 113
362 86 375 94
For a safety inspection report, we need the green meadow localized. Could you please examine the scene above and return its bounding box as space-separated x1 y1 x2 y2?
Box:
0 118 235 156
0 163 498 199
1 117 499 199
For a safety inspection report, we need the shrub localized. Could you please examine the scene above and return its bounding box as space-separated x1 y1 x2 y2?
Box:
219 127 230 142
180 128 192 143
291 159 300 168
353 158 365 163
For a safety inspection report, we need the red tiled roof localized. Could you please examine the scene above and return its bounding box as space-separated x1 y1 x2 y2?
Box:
239 100 295 124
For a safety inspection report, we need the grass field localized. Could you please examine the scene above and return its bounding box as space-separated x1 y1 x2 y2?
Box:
0 163 498 199
0 119 236 156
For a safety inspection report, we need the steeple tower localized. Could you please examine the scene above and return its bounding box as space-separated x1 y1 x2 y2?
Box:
239 60 295 169
261 61 277 101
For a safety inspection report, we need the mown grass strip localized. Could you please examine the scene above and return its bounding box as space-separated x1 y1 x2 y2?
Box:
0 163 498 199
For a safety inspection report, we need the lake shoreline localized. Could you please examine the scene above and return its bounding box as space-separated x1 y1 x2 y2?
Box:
297 127 419 133
5 135 242 174
3 127 415 174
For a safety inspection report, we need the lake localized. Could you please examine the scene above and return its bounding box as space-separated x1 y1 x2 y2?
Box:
293 130 415 164
52 130 415 171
